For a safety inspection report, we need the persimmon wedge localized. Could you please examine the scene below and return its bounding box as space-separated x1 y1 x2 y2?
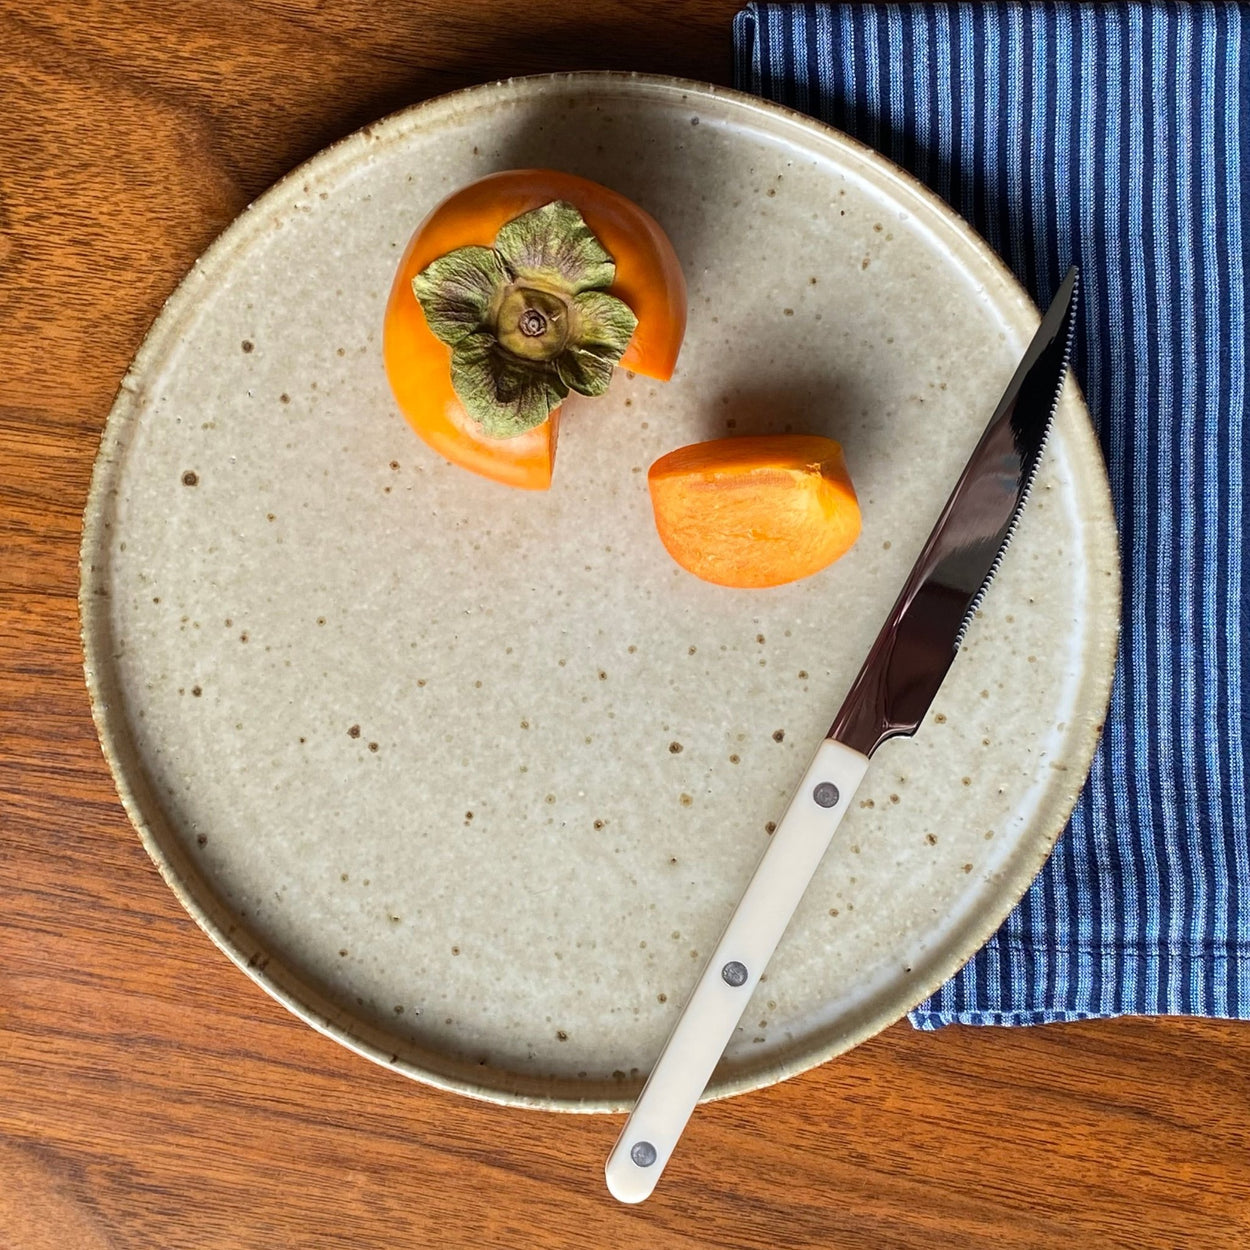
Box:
648 435 862 588
383 169 687 490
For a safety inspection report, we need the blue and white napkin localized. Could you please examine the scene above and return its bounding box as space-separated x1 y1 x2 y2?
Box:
733 1 1250 1026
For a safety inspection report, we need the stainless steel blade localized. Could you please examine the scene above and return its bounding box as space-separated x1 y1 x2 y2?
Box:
830 267 1079 757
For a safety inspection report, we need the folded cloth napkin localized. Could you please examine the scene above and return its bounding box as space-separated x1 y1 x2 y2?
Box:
734 1 1250 1026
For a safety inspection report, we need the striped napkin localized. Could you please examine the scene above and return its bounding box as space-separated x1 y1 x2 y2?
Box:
733 2 1250 1026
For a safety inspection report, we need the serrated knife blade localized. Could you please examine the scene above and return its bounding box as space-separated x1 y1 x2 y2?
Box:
605 267 1080 1204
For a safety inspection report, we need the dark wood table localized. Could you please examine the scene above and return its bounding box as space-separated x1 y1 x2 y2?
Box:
4 3 1248 1246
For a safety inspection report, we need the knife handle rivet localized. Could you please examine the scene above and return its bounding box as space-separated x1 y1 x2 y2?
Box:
721 960 749 987
630 1141 657 1167
813 781 841 808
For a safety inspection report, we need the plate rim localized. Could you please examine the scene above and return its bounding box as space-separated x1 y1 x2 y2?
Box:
78 69 1122 1113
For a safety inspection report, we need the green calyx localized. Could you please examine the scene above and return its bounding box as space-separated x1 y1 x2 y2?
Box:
411 201 639 438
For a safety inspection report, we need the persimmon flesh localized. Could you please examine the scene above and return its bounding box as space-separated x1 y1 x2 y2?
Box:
648 435 862 588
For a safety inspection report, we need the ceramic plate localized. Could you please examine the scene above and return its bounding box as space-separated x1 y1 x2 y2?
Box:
80 73 1119 1112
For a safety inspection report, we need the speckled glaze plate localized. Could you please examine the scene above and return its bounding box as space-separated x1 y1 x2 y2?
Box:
80 73 1119 1112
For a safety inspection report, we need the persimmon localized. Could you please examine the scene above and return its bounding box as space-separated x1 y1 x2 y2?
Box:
383 170 686 490
648 435 862 588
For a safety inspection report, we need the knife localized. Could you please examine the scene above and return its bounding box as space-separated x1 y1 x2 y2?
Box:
605 267 1080 1204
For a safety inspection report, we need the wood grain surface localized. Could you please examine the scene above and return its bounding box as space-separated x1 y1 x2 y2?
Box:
3 3 1249 1247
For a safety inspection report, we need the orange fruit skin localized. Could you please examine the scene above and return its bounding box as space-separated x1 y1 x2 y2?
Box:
648 435 862 588
383 170 687 490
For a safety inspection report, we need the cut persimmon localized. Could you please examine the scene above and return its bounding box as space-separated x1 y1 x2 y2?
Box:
383 170 687 490
647 435 862 588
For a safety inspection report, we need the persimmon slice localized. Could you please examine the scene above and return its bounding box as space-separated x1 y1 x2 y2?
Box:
648 435 862 588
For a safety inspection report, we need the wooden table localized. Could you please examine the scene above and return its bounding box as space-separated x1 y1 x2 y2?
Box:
3 3 1248 1246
